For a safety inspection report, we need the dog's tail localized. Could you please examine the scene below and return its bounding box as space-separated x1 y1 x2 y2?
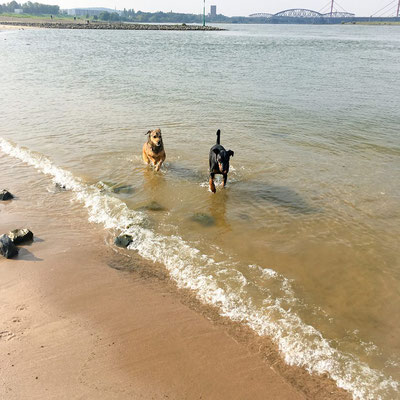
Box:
216 129 221 145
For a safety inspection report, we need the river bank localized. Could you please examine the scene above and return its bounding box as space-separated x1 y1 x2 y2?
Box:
0 18 223 30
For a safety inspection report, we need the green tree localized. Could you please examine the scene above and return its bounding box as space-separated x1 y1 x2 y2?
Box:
99 11 110 21
8 1 21 11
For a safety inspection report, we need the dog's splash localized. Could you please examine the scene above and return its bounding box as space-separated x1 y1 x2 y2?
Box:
1 136 399 400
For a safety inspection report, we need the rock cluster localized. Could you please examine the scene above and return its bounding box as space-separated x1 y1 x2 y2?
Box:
0 21 224 31
0 229 34 259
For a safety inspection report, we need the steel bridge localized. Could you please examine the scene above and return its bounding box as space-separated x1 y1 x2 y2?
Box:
322 12 355 18
248 13 273 18
249 1 357 19
274 9 323 18
249 9 355 19
249 0 400 19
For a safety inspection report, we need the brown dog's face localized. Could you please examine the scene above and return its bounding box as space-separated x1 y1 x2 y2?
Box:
147 129 163 148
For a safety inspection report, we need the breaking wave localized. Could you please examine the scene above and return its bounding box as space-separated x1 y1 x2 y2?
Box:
1 136 398 400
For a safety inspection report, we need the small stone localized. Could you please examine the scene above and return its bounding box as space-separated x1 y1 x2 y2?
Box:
0 235 19 259
55 183 66 190
114 235 133 248
0 190 14 201
8 229 34 244
190 213 216 227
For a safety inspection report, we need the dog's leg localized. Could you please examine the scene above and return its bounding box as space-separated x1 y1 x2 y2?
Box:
222 174 228 188
155 161 162 172
142 148 150 165
209 173 216 193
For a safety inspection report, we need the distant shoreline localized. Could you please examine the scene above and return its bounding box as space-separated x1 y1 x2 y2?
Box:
0 20 224 31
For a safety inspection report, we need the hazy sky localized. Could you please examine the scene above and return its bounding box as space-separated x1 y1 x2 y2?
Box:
51 1 395 18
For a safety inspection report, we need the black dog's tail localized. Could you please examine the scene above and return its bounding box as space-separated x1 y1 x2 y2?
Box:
216 129 221 145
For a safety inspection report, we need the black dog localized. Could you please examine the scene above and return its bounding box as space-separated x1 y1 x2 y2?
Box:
209 129 234 193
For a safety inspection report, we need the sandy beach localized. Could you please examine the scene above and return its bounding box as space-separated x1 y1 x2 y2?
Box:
0 23 37 30
0 155 351 399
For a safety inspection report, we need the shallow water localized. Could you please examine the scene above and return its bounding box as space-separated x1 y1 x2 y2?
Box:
1 24 399 399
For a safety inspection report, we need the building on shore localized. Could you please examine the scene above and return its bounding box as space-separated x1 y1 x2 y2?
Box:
65 7 122 17
210 5 217 17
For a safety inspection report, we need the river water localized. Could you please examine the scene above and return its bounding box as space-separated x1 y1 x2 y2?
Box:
1 23 399 399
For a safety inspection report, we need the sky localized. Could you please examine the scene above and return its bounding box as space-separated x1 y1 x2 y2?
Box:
43 1 397 18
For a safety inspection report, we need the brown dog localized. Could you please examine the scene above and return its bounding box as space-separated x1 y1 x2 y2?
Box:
142 129 166 171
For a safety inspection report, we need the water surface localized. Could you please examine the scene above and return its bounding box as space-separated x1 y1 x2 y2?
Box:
1 23 399 399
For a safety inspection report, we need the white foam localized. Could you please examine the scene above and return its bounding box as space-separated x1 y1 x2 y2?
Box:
1 136 399 400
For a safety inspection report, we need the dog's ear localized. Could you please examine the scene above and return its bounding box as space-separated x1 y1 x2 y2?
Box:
213 148 220 155
145 130 151 135
228 150 234 158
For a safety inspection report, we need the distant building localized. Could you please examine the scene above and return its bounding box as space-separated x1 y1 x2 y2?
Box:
210 5 217 17
66 7 122 17
14 9 23 14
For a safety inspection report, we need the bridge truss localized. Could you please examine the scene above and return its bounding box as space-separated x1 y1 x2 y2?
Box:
322 11 355 18
248 13 273 18
274 9 323 18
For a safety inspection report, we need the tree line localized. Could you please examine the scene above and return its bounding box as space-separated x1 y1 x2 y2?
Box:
99 10 263 24
0 1 59 14
0 2 267 24
98 10 236 23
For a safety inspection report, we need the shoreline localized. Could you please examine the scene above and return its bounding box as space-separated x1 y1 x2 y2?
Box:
0 154 351 399
0 20 224 31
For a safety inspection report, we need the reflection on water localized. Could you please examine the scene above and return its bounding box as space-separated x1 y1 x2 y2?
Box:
208 189 230 229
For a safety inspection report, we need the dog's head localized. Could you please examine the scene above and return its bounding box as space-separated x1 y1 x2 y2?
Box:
146 129 163 148
213 148 234 174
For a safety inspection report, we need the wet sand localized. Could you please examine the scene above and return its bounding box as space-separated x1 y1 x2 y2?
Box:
0 158 350 399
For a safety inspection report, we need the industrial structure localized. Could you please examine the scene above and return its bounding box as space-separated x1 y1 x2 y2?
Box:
210 5 217 17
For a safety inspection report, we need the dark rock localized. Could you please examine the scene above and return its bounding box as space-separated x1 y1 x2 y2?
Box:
0 190 14 201
138 201 166 212
7 229 34 244
0 234 19 259
190 213 216 227
114 234 133 248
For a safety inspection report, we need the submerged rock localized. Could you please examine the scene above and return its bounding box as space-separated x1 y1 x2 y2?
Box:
190 213 216 227
138 201 166 212
95 181 115 191
8 229 34 244
114 234 133 248
0 234 19 259
111 184 134 195
0 190 14 201
95 181 134 195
